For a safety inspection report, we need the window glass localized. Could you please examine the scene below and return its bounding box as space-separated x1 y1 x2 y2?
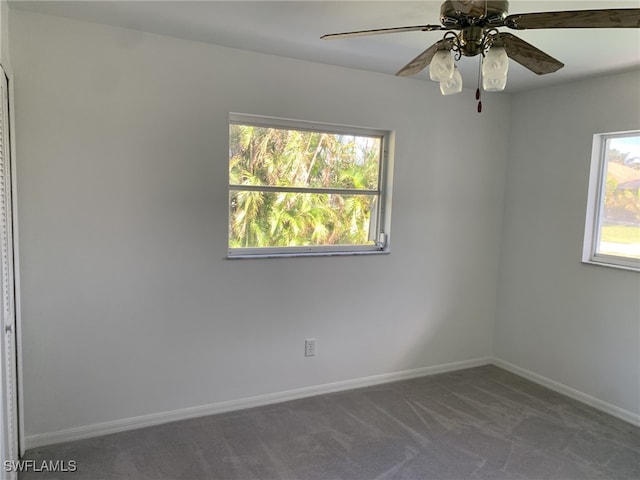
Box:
597 135 640 260
229 126 380 190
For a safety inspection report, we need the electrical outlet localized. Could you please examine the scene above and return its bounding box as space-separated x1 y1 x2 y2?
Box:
304 338 316 357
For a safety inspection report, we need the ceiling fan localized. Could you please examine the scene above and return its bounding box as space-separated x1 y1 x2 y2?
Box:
321 1 640 102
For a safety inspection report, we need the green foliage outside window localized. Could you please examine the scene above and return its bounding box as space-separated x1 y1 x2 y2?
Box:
229 124 382 249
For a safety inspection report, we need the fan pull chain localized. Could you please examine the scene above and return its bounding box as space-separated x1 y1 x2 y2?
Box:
476 56 483 113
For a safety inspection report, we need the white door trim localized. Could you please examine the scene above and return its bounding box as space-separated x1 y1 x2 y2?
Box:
0 64 18 479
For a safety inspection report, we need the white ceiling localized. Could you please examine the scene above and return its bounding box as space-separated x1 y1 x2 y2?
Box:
9 0 640 92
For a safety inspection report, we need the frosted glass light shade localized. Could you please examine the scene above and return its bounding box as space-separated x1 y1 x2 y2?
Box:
430 50 455 82
482 47 509 75
483 74 507 92
440 68 463 95
482 46 508 92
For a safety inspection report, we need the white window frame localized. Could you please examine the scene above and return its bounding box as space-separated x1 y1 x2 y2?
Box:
228 113 393 258
583 130 640 272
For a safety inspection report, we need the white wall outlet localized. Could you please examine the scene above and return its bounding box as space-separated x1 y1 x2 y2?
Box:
304 338 316 357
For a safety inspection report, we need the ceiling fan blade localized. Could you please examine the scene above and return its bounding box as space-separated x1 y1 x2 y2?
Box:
321 25 444 40
496 33 564 75
395 38 454 77
503 9 640 30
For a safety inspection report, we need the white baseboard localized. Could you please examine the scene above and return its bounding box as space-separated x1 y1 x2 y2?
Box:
25 356 492 449
493 357 640 427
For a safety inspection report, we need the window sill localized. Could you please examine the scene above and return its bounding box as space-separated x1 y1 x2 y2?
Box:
227 249 390 260
582 258 640 273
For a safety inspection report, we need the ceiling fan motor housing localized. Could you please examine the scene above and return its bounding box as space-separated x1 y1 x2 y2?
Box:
459 26 485 56
440 0 509 28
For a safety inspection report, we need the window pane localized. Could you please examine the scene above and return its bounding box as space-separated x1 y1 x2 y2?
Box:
597 135 640 259
229 124 380 190
229 190 377 248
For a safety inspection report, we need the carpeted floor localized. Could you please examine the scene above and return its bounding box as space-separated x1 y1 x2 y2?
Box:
20 365 640 479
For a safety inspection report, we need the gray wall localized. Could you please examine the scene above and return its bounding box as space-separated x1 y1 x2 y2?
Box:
495 71 640 416
0 2 8 67
11 10 508 440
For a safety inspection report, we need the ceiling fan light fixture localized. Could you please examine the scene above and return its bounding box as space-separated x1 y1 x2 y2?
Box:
322 1 640 101
429 49 455 82
440 67 463 95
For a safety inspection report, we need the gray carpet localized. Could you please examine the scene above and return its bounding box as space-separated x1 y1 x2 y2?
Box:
20 365 640 479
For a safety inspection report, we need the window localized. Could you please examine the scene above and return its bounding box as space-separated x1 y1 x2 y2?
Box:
583 131 640 271
228 114 392 257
